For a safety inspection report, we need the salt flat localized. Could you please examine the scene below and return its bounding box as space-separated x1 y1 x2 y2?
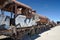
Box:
35 25 60 40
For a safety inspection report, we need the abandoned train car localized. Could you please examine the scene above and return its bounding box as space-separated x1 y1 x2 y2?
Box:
0 0 56 40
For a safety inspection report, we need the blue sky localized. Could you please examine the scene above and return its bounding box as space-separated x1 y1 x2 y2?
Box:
17 0 60 22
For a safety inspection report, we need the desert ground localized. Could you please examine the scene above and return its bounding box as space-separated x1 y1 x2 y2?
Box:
34 25 60 40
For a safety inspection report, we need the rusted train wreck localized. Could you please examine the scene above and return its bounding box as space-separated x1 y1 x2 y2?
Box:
0 0 56 40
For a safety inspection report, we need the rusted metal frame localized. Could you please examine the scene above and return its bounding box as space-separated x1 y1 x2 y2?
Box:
24 8 28 15
15 4 17 15
10 2 17 26
9 3 17 40
13 3 17 26
24 8 32 19
11 5 14 18
14 2 17 19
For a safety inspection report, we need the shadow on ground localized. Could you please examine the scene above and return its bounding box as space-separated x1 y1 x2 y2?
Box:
30 34 40 40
